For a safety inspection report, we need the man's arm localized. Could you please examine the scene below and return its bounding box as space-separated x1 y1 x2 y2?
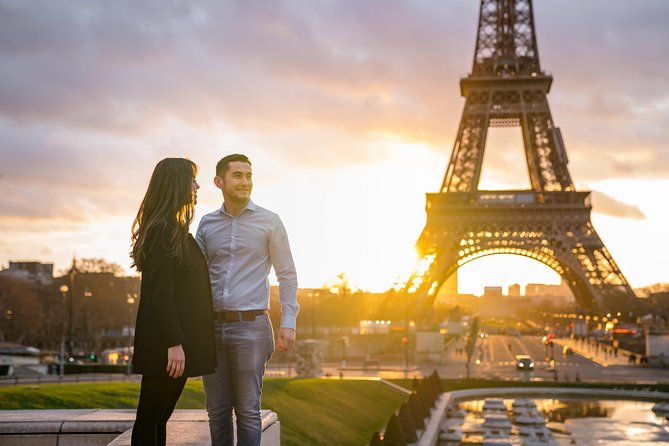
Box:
269 215 299 350
195 219 209 262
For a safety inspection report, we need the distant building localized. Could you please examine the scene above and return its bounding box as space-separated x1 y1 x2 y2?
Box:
525 279 574 307
508 283 521 296
449 294 480 313
483 286 503 297
0 261 53 285
525 280 571 297
478 287 503 316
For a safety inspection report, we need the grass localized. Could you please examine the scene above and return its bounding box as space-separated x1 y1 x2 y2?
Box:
262 379 406 446
5 377 663 445
0 378 407 446
0 381 142 410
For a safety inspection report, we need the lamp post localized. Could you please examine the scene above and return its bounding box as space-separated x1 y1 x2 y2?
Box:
66 261 76 358
341 336 349 369
402 336 410 378
126 294 136 376
307 291 319 337
83 289 93 354
58 284 69 378
4 309 13 342
403 294 412 378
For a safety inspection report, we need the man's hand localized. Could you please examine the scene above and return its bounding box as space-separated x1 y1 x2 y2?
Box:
277 328 296 352
167 344 185 378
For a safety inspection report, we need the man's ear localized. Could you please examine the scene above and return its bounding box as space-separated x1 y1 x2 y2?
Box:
214 176 223 189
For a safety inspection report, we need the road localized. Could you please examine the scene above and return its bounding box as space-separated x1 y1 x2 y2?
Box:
471 334 596 381
306 334 669 383
3 335 665 385
424 334 666 383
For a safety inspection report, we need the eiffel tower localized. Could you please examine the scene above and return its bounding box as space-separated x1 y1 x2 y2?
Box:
394 0 637 320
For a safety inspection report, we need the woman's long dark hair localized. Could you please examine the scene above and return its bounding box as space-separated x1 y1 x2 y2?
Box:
131 158 198 272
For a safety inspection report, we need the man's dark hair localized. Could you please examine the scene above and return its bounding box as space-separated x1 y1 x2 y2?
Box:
216 154 251 177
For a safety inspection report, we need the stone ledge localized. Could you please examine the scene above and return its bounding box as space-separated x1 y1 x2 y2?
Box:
0 409 135 434
0 409 134 446
108 420 210 446
0 409 280 446
107 410 278 446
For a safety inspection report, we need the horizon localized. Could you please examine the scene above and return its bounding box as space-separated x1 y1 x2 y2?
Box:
1 256 664 298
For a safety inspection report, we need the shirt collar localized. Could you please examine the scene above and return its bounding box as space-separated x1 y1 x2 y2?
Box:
219 199 256 216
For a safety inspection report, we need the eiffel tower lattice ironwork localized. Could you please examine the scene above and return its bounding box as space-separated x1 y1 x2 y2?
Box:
393 0 637 320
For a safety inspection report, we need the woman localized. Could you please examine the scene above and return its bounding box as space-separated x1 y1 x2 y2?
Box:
129 157 216 445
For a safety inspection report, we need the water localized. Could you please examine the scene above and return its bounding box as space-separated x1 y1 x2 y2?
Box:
451 398 669 445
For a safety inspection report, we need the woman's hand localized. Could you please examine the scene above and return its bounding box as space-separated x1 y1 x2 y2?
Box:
166 345 185 378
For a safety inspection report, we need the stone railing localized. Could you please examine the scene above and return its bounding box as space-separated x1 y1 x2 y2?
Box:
368 382 669 446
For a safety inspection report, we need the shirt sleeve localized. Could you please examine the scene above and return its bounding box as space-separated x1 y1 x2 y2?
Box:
142 227 186 347
195 219 209 263
269 215 299 330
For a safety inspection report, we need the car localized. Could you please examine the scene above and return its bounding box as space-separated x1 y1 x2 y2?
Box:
562 345 574 356
515 355 534 370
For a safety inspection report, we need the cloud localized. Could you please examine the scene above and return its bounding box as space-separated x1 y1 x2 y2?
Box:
0 1 474 149
1 0 665 175
534 0 669 183
0 118 155 221
590 190 646 220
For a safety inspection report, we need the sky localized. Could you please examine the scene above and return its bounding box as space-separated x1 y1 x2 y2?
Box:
1 0 668 295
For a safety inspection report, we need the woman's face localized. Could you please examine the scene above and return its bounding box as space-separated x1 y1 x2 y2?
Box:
192 178 200 205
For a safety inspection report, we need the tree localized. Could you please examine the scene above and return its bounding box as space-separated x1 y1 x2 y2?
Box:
0 276 42 345
75 258 126 276
324 273 358 296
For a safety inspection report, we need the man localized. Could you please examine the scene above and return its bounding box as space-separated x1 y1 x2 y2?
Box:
196 154 299 446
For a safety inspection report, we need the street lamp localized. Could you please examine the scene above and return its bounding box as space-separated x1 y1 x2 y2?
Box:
4 310 13 341
307 291 319 337
402 336 409 378
66 263 76 359
58 284 69 378
340 336 349 369
83 289 93 353
126 294 137 376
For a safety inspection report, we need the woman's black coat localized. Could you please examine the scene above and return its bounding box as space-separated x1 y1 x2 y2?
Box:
132 228 216 377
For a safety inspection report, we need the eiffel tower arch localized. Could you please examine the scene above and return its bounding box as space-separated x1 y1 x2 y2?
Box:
394 0 637 320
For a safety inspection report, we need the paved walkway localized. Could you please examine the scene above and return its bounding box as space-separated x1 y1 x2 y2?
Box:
107 410 210 446
553 337 635 367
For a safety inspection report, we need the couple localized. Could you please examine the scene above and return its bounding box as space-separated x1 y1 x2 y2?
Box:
129 154 299 446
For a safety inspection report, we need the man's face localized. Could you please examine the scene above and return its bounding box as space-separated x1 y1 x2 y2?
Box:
216 161 252 203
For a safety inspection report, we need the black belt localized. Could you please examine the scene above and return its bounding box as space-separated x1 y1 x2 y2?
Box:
215 309 268 322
